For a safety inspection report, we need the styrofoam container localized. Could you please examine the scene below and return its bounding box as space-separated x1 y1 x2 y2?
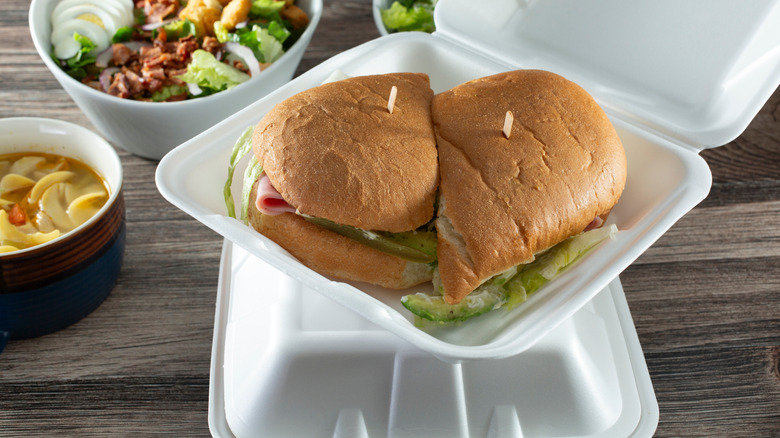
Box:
156 0 780 363
207 241 659 437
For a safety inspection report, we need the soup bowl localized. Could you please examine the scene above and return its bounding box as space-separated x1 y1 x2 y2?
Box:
0 117 124 353
28 0 323 160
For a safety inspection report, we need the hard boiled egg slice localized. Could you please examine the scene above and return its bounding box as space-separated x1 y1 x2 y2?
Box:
50 0 133 59
52 0 133 24
52 4 125 35
51 19 110 58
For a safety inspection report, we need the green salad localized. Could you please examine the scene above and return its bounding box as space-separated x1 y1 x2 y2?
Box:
50 0 309 101
380 0 438 33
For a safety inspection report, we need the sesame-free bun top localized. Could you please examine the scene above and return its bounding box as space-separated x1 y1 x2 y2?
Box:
432 69 627 304
253 73 439 233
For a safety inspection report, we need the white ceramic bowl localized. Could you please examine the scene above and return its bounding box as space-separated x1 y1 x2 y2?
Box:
373 0 391 36
0 117 124 353
28 0 323 160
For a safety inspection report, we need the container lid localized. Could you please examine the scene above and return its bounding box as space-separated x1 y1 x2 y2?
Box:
434 0 780 149
210 241 659 438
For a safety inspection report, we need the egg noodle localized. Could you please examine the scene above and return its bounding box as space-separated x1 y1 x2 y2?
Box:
0 153 108 253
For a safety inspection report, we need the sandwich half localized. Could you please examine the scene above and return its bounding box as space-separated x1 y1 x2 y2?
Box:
430 69 627 305
240 72 440 289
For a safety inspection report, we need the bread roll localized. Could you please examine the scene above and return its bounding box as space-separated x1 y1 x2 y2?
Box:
253 73 439 233
432 70 627 304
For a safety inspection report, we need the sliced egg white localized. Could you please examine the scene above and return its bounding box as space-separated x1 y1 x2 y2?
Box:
50 0 134 60
52 0 132 23
52 5 123 35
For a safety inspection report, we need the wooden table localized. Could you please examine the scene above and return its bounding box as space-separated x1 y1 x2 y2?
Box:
1 1 778 436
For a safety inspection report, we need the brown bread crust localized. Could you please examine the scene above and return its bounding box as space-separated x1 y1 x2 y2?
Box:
432 70 627 304
252 73 439 233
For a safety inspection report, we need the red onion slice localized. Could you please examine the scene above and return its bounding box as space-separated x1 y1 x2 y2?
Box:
99 67 119 91
95 47 113 68
187 82 203 96
123 41 152 52
141 18 177 31
224 42 261 77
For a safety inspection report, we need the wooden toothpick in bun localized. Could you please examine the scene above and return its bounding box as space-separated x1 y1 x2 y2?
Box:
431 69 627 304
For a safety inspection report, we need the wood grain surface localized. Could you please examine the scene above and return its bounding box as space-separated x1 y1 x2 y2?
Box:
1 0 779 436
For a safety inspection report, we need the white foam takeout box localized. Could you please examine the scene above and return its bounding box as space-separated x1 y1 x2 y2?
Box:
155 0 780 436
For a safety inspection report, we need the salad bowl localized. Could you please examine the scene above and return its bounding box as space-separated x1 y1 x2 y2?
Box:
29 0 323 160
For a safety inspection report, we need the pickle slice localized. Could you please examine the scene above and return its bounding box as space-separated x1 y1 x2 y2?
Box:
302 215 437 264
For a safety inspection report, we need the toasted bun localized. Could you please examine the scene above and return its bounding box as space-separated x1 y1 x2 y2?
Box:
252 73 438 233
246 181 434 289
432 70 627 304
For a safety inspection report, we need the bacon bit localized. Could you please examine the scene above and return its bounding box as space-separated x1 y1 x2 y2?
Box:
156 27 168 43
503 110 513 139
9 204 27 226
112 43 136 66
202 36 222 55
387 85 398 114
107 72 131 98
99 11 226 101
145 0 179 23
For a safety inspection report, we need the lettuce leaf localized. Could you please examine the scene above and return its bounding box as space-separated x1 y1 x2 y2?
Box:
162 19 196 40
177 50 250 93
111 26 136 44
255 26 284 63
381 1 436 33
251 0 286 19
224 125 255 219
151 84 188 102
230 25 284 63
59 33 97 80
241 156 264 222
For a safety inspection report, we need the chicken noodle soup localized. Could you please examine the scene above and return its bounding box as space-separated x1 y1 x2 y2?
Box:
0 153 109 253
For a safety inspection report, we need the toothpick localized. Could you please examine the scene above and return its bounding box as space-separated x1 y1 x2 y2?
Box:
387 85 398 114
503 110 513 139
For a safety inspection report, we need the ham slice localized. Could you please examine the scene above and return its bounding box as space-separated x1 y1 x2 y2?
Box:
256 174 297 215
584 215 604 231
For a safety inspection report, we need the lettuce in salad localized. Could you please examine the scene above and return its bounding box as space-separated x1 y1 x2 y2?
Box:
251 0 286 19
381 0 437 33
57 33 97 80
161 19 197 40
177 49 250 94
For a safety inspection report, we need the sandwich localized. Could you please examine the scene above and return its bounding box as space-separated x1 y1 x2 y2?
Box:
227 72 440 289
401 69 627 322
224 69 626 324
